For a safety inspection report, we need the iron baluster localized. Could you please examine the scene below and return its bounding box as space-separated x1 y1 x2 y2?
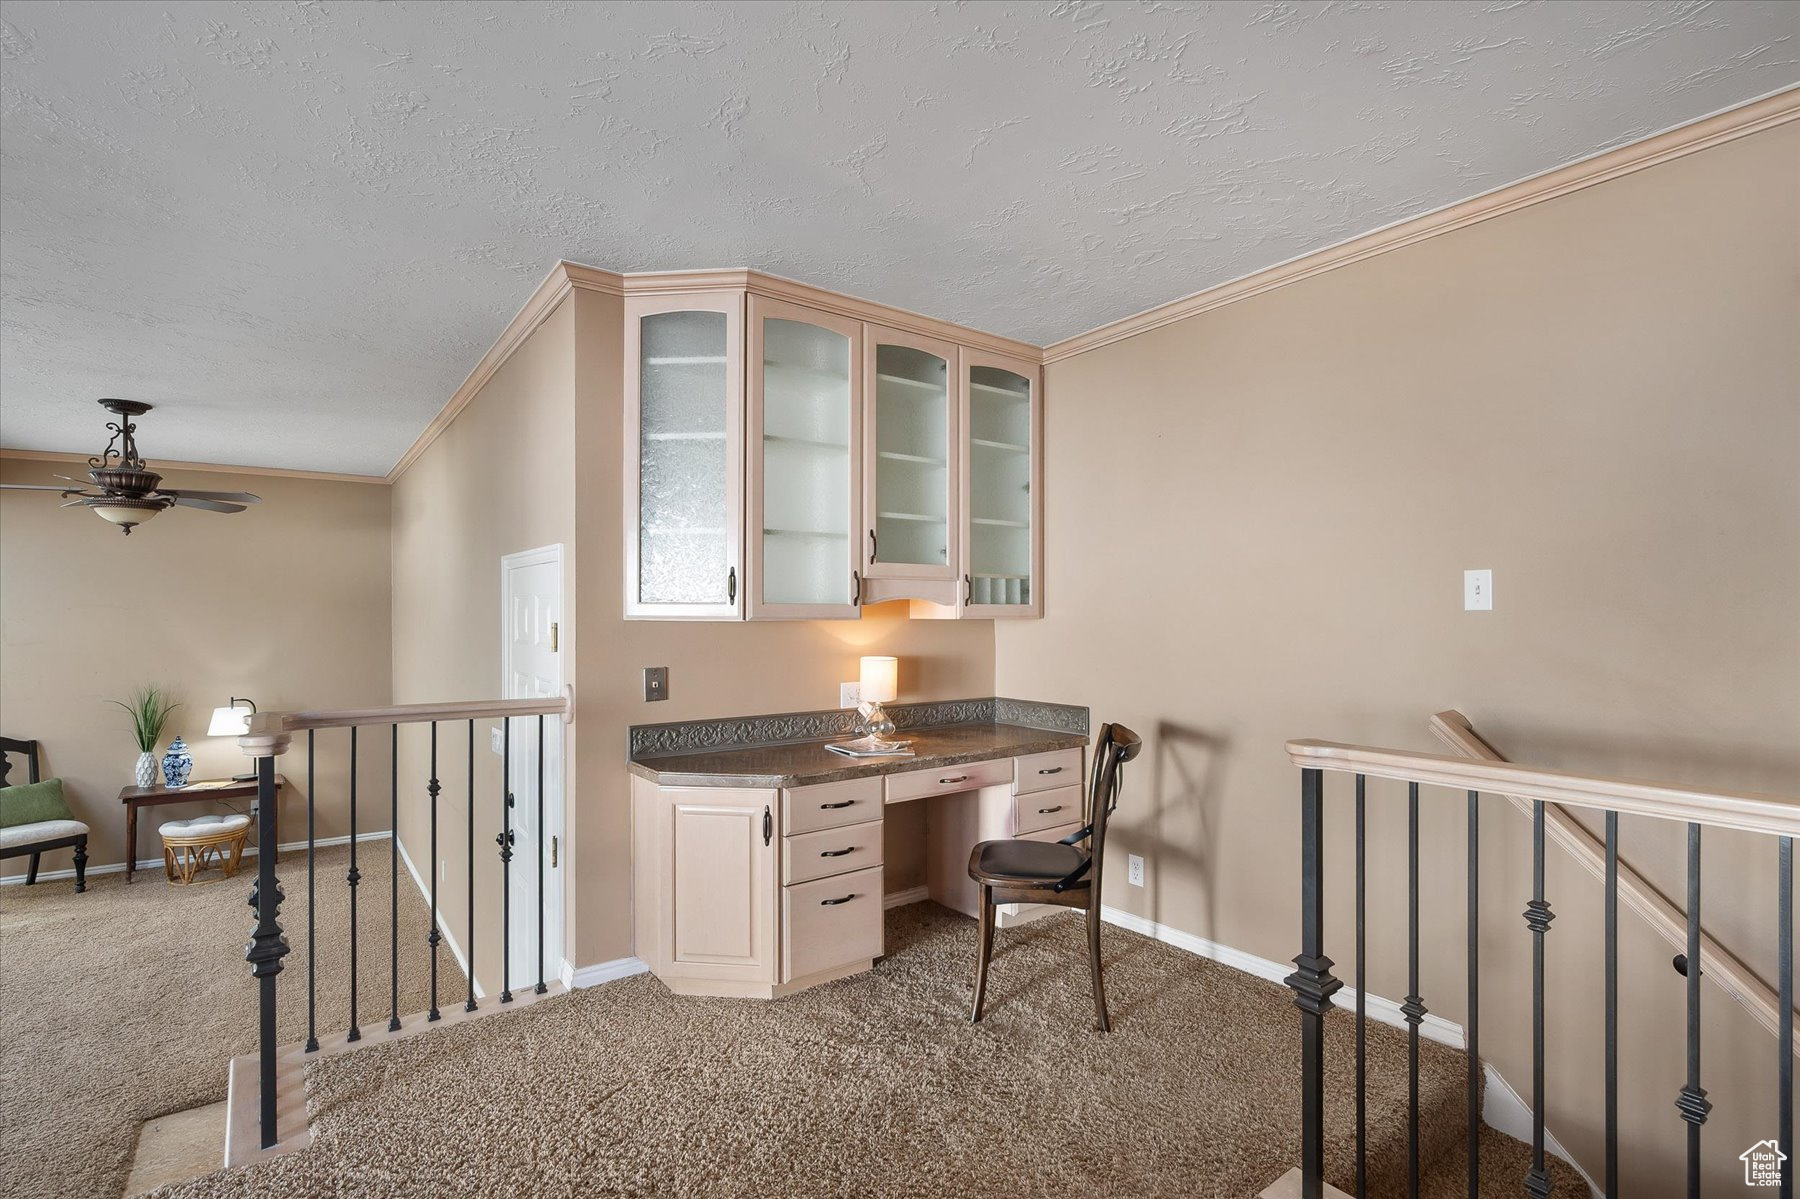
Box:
1780 836 1794 1199
1466 790 1479 1199
465 720 477 1013
536 714 547 996
1355 773 1367 1199
1403 781 1425 1199
427 721 441 1022
1675 824 1710 1198
1522 801 1555 1199
1605 811 1618 1199
246 753 287 1148
1283 767 1339 1199
500 717 513 1003
304 730 317 1054
388 723 400 1033
346 726 360 1042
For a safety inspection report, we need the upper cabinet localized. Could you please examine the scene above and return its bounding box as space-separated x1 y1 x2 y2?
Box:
861 327 960 605
747 297 862 620
624 292 746 620
960 351 1042 617
623 280 1042 622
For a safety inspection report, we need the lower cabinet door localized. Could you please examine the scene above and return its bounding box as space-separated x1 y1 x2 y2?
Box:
664 789 779 984
782 865 884 983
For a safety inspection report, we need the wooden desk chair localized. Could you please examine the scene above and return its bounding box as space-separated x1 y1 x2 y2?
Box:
967 722 1142 1031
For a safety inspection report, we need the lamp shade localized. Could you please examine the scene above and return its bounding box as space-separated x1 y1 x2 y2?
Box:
208 705 251 737
859 656 898 705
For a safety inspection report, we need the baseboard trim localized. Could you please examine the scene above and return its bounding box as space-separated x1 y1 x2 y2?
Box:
883 885 930 910
559 956 650 989
0 829 391 886
393 836 484 999
1099 905 1596 1194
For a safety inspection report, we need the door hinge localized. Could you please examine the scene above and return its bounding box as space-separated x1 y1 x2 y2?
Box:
550 835 558 868
550 621 558 652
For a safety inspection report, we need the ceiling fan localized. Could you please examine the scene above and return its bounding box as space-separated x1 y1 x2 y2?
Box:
1 399 262 535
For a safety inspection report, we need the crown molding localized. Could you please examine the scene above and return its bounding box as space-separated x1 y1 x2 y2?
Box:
0 447 386 485
1043 85 1800 364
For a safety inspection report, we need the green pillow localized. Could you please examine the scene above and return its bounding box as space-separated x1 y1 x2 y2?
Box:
0 778 73 828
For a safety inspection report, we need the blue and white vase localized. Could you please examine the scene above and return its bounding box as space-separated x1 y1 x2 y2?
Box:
162 736 194 788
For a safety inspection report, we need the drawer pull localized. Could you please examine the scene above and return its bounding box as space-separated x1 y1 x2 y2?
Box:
819 847 857 858
1037 766 1064 775
1037 804 1064 815
938 775 968 785
819 800 857 810
820 894 857 906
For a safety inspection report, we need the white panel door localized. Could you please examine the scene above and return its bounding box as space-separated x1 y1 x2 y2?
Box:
501 545 564 994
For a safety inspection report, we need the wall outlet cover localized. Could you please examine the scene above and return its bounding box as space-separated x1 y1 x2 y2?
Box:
840 682 861 709
489 726 504 756
644 666 669 702
1128 854 1145 887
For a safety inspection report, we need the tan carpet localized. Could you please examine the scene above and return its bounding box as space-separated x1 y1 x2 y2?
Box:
0 842 438 1199
138 904 1576 1198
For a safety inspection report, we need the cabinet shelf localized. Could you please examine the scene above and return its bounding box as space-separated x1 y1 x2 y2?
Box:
970 380 1030 400
645 431 726 442
644 526 727 536
877 450 946 466
877 511 945 524
970 438 1027 453
765 434 849 451
876 372 947 395
763 528 846 539
645 355 727 366
970 517 1028 529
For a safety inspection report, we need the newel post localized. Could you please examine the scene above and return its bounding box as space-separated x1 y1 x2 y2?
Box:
239 720 291 1149
1284 767 1341 1199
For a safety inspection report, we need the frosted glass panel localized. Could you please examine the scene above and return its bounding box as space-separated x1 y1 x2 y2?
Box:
967 365 1031 606
761 317 852 606
872 343 950 567
639 310 730 605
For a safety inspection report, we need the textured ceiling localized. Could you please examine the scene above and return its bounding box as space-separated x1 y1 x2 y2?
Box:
2 2 1796 475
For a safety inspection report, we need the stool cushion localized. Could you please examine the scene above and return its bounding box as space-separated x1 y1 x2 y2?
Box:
0 819 89 850
159 813 251 839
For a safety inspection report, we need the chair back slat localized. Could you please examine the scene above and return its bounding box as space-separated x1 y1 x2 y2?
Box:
0 736 41 788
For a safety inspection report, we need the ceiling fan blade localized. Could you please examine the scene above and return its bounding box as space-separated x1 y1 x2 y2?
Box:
53 473 89 483
1 483 83 491
171 496 247 514
157 488 261 504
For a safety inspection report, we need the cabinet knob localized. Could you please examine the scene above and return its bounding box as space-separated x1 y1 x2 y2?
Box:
820 894 857 906
964 574 973 605
820 799 857 810
1037 767 1063 775
727 566 738 604
1037 805 1064 815
868 529 878 564
761 805 772 846
938 775 968 785
819 847 857 858
851 569 861 607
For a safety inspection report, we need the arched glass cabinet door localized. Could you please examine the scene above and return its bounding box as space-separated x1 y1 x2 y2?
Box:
959 350 1042 617
861 325 960 598
746 296 863 620
624 291 745 620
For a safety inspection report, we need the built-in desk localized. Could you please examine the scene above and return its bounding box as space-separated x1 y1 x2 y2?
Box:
630 713 1088 999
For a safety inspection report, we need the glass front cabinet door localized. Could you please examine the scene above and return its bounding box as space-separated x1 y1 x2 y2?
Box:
625 292 746 619
960 350 1042 616
746 297 863 619
861 326 960 602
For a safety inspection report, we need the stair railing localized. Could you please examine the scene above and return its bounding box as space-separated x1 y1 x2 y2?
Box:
238 694 572 1154
1274 735 1796 1199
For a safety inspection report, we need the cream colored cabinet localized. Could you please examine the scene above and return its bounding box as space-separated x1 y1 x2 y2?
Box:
958 351 1043 618
859 326 961 606
746 297 863 619
624 292 746 620
631 779 777 992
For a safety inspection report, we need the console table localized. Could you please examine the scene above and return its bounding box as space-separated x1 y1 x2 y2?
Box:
119 776 285 882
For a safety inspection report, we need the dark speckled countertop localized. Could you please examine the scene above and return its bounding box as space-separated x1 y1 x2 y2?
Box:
628 722 1088 789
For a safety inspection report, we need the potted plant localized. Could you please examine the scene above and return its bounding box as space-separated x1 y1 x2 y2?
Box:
111 686 180 788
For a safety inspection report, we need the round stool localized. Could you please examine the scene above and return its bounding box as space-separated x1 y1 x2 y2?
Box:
159 813 252 884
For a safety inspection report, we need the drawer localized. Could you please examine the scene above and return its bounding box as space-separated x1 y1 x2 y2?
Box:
1015 747 1083 795
782 776 882 836
1013 783 1082 837
782 865 883 982
782 820 883 885
885 756 1012 803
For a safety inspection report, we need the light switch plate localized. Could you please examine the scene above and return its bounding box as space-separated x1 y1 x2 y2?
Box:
840 682 861 709
489 727 504 756
1464 569 1494 611
644 666 669 702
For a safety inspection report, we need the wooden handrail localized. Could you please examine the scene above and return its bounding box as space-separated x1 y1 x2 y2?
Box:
1286 738 1800 839
1430 710 1795 1053
239 691 573 754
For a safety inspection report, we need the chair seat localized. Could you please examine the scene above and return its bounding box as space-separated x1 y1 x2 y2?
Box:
159 813 251 840
0 819 89 850
969 836 1087 887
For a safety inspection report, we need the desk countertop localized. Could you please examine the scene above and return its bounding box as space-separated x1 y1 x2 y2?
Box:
628 722 1088 789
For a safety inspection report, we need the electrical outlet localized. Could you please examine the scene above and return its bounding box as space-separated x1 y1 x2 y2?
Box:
840 681 861 709
1464 569 1493 611
490 727 504 756
644 666 669 702
1128 854 1145 887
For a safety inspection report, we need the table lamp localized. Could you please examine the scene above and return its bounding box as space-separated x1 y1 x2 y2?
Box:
208 697 257 781
849 656 904 752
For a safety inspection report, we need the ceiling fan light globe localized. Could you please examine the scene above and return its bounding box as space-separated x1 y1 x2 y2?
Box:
87 498 163 534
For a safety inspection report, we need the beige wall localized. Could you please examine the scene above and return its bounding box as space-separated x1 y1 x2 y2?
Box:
0 460 391 878
389 296 577 993
568 286 995 967
995 121 1799 1191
